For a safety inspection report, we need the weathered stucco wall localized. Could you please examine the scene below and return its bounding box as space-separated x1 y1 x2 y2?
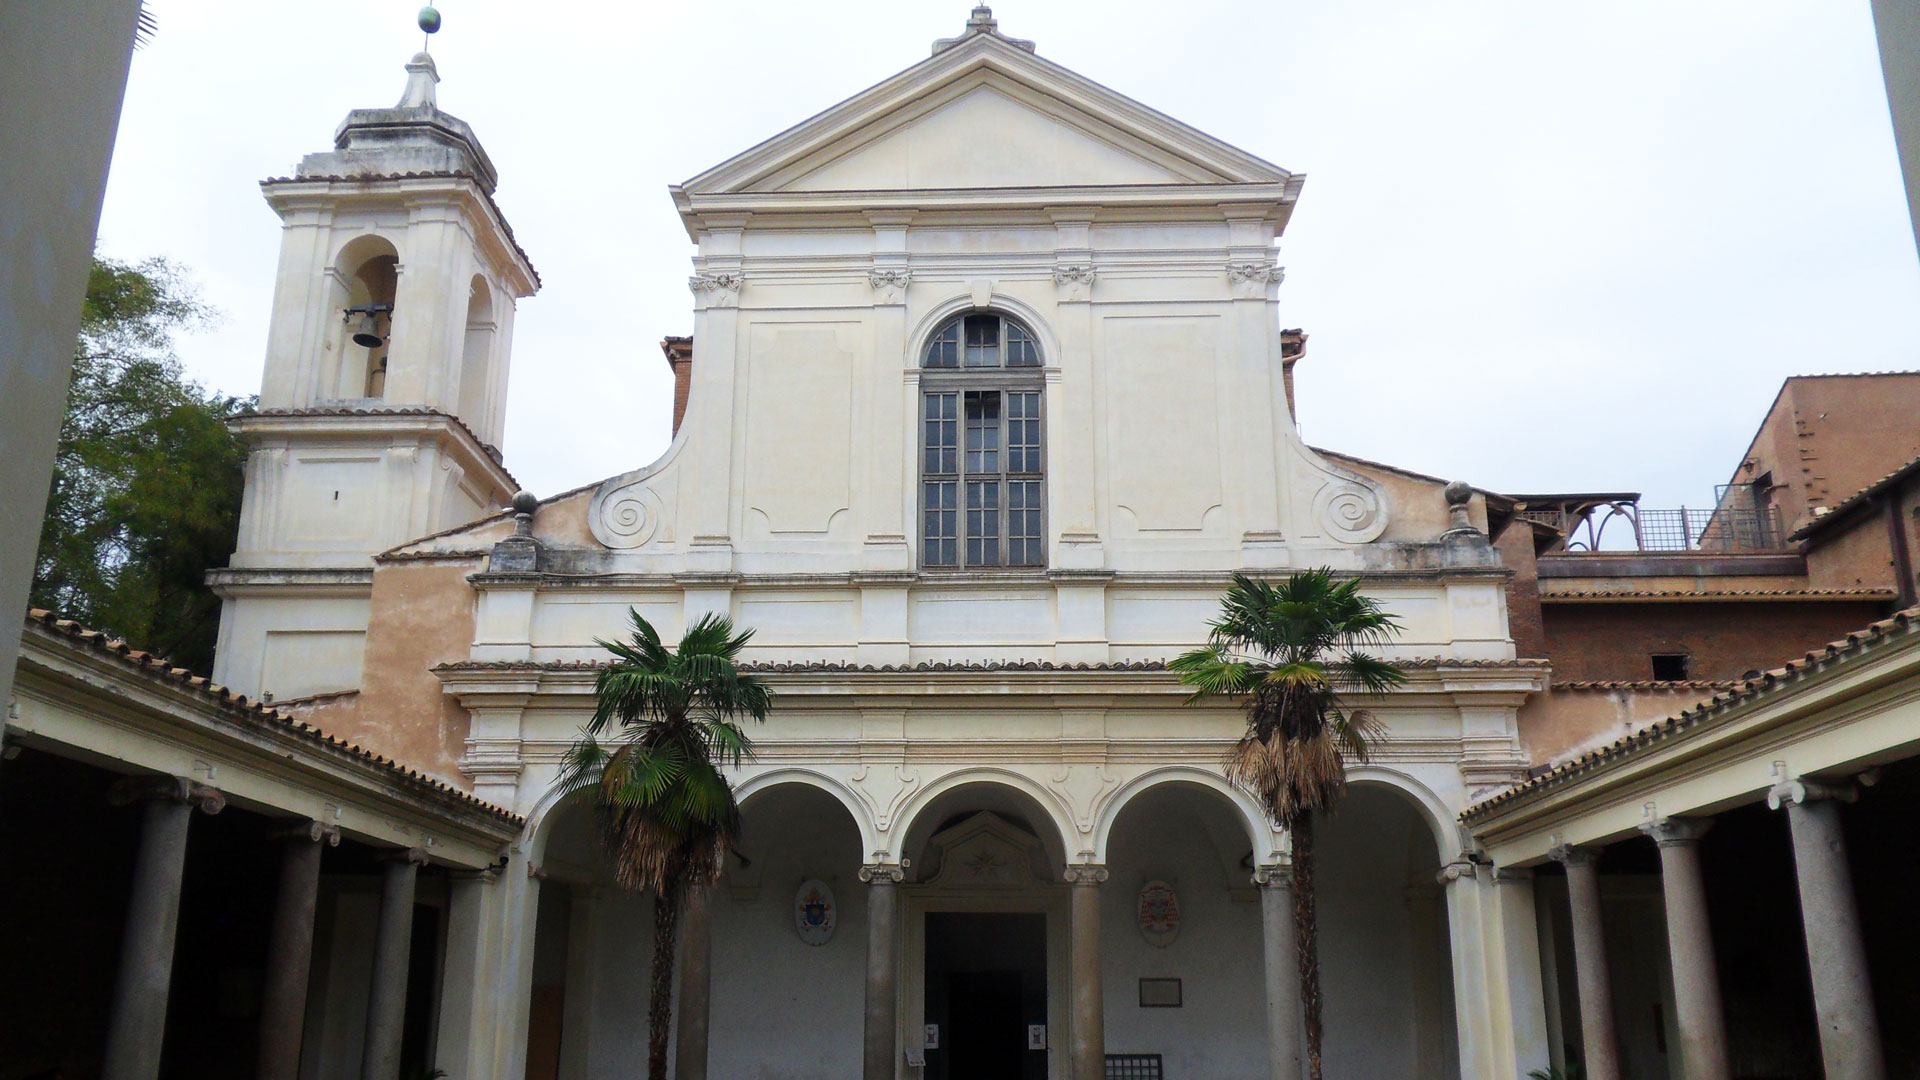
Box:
290 560 482 784
1517 685 1719 766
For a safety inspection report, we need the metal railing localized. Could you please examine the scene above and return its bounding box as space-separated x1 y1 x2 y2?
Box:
1528 484 1788 553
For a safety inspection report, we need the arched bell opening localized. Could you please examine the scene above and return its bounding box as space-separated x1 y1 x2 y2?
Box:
457 274 495 434
331 235 400 399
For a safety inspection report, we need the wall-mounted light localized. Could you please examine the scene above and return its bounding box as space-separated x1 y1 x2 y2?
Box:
343 303 394 348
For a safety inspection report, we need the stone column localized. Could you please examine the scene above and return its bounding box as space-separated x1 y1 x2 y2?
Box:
258 820 340 1080
361 847 428 1080
1548 845 1620 1080
860 863 904 1080
1255 864 1301 1080
675 883 713 1080
1769 777 1886 1080
101 775 223 1080
1640 817 1729 1080
1065 864 1108 1080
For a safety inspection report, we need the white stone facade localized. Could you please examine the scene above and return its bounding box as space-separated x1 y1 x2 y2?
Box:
215 12 1558 1080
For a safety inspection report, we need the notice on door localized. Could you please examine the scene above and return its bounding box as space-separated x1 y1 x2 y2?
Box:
1027 1024 1047 1050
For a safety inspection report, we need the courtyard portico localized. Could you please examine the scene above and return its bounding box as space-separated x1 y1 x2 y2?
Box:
477 654 1549 1080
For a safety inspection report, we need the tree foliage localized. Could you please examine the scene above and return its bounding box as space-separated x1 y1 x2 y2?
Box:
557 610 772 1080
30 256 248 674
1172 569 1404 1080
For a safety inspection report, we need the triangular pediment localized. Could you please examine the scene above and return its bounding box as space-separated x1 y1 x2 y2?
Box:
681 31 1292 196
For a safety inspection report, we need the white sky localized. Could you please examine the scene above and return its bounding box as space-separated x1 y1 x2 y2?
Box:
96 0 1920 510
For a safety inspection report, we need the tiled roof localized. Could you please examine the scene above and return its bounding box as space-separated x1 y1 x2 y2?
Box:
1552 679 1741 691
1537 587 1894 602
21 610 521 826
1787 451 1920 541
260 170 540 287
435 656 1551 675
1461 606 1920 823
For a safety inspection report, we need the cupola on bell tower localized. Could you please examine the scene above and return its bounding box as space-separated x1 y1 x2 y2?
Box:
211 38 539 698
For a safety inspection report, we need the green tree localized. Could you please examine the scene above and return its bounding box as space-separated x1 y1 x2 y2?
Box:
557 610 772 1080
30 256 247 674
1170 570 1404 1080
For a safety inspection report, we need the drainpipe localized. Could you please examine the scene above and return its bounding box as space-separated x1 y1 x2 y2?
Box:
1884 492 1916 609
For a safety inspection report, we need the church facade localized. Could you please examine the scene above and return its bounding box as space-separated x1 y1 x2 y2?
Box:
204 10 1550 1079
15 8 1916 1080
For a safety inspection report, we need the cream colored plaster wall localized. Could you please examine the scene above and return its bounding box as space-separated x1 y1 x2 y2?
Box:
1516 686 1716 767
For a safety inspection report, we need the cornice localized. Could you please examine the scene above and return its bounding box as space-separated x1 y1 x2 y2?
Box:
205 567 375 595
234 407 518 494
436 657 1548 701
260 171 539 293
680 35 1291 200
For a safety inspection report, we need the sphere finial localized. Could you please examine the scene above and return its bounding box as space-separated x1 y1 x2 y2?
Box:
418 5 442 35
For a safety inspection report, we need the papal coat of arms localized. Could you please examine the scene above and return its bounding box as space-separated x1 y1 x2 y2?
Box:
793 878 836 946
1136 880 1180 948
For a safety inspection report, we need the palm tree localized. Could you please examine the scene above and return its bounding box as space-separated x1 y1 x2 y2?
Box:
557 610 771 1080
1170 570 1403 1080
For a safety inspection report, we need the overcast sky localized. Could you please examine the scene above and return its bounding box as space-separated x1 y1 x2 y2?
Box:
96 0 1920 510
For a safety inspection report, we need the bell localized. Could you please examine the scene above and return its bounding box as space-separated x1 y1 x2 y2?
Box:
351 312 384 349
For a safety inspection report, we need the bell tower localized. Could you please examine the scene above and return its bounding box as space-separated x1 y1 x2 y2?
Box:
211 44 539 697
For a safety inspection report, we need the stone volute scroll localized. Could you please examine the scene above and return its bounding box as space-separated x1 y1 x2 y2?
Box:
589 476 665 549
1308 475 1389 544
1288 447 1391 545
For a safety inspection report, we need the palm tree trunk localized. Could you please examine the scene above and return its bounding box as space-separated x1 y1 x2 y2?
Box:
1293 811 1325 1080
649 886 683 1080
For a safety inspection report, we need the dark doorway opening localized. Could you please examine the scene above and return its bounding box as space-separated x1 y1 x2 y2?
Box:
924 912 1046 1080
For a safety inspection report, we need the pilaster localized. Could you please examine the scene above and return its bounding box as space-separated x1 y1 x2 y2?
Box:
1049 208 1103 570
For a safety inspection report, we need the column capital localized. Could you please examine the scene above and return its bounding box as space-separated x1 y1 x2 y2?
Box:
1063 863 1109 886
1251 862 1292 888
377 846 431 867
1549 843 1602 867
1435 856 1482 885
1767 777 1860 810
109 773 224 815
858 862 906 884
1640 815 1712 847
270 819 341 845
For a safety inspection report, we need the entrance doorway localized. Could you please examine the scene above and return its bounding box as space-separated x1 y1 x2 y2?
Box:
923 912 1047 1080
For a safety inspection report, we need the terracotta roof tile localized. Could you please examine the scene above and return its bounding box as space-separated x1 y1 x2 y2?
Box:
1537 587 1894 602
1461 606 1920 822
22 609 522 826
1551 679 1741 691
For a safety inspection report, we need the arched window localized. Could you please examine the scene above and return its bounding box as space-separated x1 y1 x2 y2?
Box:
920 312 1044 569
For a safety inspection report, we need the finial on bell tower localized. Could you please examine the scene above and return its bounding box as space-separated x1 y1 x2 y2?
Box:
399 52 439 109
400 5 442 108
